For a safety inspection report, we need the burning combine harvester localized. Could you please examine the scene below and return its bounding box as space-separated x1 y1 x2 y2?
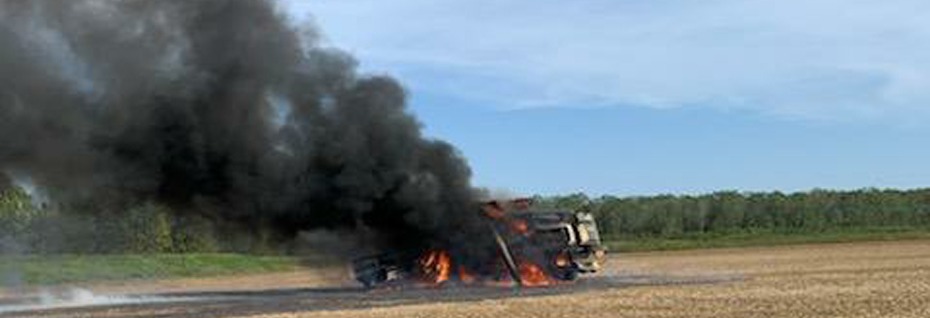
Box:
352 199 607 288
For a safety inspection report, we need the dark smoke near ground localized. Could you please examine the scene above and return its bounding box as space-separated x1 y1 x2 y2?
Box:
0 174 9 192
0 0 492 260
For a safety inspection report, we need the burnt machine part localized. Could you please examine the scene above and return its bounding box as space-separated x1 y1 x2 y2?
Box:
352 252 416 288
570 212 607 273
498 210 607 280
488 222 524 286
350 200 607 288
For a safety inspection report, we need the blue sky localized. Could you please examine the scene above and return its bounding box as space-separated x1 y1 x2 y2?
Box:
282 0 930 196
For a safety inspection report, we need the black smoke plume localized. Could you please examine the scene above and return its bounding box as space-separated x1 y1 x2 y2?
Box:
0 173 9 192
0 0 490 258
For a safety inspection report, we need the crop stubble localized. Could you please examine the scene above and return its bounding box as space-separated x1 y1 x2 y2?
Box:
4 240 929 318
257 240 930 318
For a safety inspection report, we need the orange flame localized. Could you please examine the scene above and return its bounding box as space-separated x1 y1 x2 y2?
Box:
415 248 561 288
458 265 476 284
510 219 529 235
518 262 552 287
419 249 452 284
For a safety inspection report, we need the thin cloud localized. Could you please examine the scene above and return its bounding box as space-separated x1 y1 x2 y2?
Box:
283 0 930 123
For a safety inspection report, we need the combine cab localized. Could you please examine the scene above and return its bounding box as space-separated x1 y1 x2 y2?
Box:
352 199 608 287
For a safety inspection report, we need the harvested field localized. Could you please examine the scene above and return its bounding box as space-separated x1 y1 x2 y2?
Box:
3 240 929 318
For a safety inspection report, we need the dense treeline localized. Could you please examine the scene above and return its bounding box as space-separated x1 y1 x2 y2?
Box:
5 186 930 254
535 188 930 239
0 187 275 254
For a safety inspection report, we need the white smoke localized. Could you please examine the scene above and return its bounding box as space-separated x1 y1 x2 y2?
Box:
0 288 207 315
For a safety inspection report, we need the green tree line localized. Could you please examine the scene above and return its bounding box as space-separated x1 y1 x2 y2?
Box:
535 188 930 240
5 186 930 254
0 187 271 254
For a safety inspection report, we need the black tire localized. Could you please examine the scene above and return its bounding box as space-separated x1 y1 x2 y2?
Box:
562 269 579 281
551 267 579 281
358 269 388 288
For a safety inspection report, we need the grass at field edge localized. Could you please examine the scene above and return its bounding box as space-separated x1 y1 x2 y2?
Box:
606 228 930 252
0 254 309 286
3 229 929 286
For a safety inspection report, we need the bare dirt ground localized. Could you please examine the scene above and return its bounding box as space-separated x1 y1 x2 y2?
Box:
3 240 929 318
